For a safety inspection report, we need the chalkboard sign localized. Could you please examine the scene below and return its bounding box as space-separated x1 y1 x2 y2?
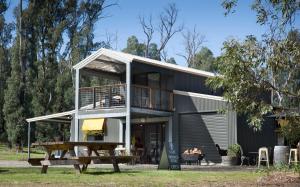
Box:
158 142 181 170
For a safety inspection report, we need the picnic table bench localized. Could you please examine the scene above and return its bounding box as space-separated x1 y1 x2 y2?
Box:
28 141 131 174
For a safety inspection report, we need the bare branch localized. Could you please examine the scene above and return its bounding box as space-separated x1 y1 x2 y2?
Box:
179 26 205 67
104 30 118 50
139 15 154 57
157 3 183 56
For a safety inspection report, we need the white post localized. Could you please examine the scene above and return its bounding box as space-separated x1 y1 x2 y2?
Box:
125 62 131 154
168 117 172 143
27 122 31 159
119 120 123 144
75 68 80 155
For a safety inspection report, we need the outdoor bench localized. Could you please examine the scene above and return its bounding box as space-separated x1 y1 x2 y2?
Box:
29 141 125 174
88 155 134 164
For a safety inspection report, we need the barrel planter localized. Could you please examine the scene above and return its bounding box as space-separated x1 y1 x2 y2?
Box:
221 156 238 166
273 146 289 166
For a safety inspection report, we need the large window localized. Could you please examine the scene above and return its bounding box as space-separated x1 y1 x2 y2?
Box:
147 73 160 88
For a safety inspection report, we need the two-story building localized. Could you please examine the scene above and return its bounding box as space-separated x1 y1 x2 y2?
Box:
26 48 277 164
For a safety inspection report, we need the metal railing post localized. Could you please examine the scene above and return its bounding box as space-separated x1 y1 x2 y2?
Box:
109 85 112 107
27 122 31 159
93 87 96 109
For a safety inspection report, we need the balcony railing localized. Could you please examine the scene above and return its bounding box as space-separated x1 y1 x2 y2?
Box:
131 85 173 111
79 84 173 111
79 84 126 110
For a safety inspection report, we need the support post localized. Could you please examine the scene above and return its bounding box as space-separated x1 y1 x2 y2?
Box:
27 122 31 159
119 120 123 144
75 68 80 155
125 62 131 154
93 87 96 109
168 117 172 143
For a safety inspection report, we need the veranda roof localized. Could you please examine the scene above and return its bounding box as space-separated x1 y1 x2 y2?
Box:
26 110 74 124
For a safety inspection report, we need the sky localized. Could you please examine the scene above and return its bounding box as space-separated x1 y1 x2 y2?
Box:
5 0 300 66
94 0 267 65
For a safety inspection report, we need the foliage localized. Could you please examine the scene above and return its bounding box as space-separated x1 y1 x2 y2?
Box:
3 41 27 147
222 0 299 33
0 0 113 146
279 116 300 146
193 47 217 72
166 57 176 64
208 1 300 131
291 164 300 177
122 35 176 63
207 36 275 129
227 144 241 157
0 0 13 142
122 36 147 58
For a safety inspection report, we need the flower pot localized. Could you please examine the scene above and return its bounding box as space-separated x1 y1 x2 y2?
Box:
221 156 238 166
54 136 61 142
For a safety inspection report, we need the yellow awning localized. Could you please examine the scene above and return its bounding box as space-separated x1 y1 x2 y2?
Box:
82 118 105 132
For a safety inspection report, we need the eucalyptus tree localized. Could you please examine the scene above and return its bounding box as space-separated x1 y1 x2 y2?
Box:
208 0 300 143
2 0 115 145
0 0 13 141
193 47 216 72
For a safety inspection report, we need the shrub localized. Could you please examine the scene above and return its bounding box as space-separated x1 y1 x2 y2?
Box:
228 144 241 157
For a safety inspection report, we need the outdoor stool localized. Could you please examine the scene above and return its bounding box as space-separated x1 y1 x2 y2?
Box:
289 149 298 165
258 147 269 168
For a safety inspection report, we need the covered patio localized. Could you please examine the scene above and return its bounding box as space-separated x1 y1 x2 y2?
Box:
26 110 75 159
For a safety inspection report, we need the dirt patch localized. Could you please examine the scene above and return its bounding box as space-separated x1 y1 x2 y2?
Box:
257 172 300 186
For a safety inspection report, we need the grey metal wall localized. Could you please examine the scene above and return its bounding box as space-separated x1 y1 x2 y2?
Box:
173 94 237 163
237 115 277 155
131 61 222 95
179 113 228 163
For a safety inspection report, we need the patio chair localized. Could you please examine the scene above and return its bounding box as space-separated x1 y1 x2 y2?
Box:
240 146 250 166
258 147 270 168
216 144 227 156
289 148 298 165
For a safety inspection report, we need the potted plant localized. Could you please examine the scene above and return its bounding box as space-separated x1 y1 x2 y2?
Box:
222 144 241 166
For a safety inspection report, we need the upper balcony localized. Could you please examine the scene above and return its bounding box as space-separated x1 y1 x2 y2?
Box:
79 84 173 112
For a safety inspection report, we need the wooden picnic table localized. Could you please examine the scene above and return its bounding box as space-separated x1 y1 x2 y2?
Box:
30 141 124 174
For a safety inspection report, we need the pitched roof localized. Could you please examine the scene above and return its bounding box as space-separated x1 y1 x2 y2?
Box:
73 48 216 78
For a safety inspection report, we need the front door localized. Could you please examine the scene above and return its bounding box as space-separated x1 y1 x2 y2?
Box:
131 123 165 164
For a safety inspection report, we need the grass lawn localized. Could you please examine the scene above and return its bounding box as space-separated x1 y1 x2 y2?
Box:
0 167 263 186
0 144 44 161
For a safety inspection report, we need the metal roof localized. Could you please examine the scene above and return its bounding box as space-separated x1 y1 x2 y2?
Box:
73 48 216 78
26 110 75 123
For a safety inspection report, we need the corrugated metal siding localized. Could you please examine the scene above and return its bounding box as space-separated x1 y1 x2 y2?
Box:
172 94 237 164
227 110 237 145
237 116 277 155
104 119 120 142
131 61 221 95
179 113 227 163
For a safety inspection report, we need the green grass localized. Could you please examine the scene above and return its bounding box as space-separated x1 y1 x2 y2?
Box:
0 167 263 186
0 144 45 161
